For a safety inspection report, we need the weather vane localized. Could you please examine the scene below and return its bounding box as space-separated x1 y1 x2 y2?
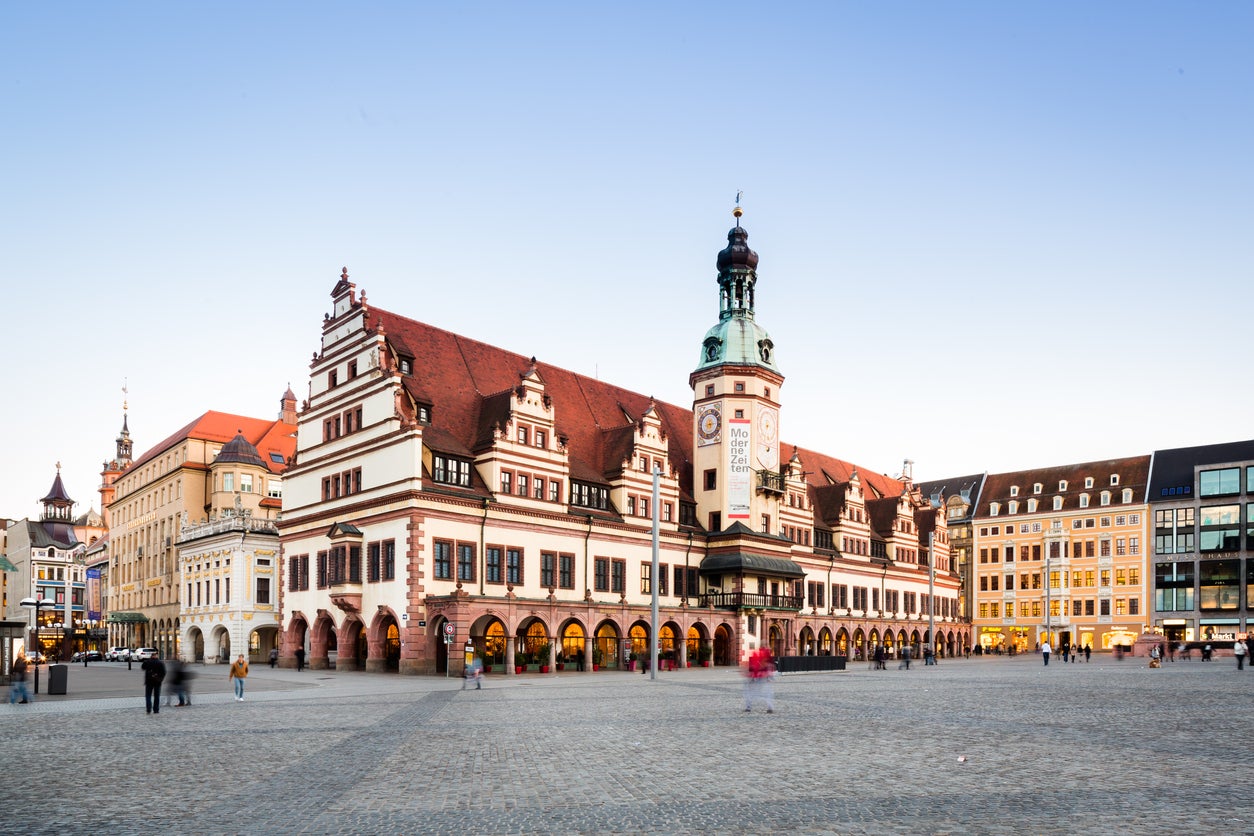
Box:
734 190 744 221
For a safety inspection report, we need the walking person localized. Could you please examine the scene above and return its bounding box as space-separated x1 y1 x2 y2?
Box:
743 647 776 713
1234 637 1248 670
229 653 249 701
295 646 306 672
142 654 167 715
9 653 32 705
1041 639 1052 666
461 656 484 690
269 647 279 669
167 658 191 706
898 645 911 670
1084 644 1091 662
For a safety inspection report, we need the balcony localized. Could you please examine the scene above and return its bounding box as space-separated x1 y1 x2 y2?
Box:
703 591 802 611
756 469 784 495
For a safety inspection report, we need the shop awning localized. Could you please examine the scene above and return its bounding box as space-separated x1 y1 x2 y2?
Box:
106 612 149 624
0 554 18 572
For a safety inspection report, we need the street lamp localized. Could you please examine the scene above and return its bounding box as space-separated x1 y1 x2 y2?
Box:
1044 556 1052 651
20 597 57 695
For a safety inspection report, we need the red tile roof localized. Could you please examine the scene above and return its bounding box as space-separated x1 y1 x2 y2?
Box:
129 411 297 475
372 306 902 506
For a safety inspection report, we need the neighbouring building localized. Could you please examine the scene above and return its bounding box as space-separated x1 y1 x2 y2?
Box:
1148 439 1254 651
278 210 967 676
105 395 298 659
971 456 1152 654
918 473 986 625
178 429 291 663
1 467 107 658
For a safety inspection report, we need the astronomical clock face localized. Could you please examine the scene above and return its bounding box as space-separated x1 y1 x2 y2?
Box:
756 406 778 468
697 404 722 446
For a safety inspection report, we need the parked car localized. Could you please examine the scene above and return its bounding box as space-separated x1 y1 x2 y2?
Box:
79 650 104 662
133 647 159 661
107 647 131 661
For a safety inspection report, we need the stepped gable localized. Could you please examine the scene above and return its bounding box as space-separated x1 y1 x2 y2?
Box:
373 306 899 504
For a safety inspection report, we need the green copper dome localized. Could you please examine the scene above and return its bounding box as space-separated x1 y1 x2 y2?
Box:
693 220 780 375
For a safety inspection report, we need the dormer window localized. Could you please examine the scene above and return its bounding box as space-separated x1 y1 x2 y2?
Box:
1080 493 1090 508
417 405 431 424
432 454 471 487
1008 501 1018 515
1085 477 1094 489
1033 483 1042 495
1100 491 1111 506
1027 498 1038 513
1053 496 1063 511
1110 474 1120 486
990 502 1000 516
399 357 413 375
1058 480 1067 492
1010 486 1019 497
1121 488 1133 503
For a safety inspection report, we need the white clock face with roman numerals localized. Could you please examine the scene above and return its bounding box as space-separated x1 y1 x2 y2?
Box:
697 405 722 446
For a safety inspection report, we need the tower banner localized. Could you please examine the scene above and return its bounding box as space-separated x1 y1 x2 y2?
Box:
728 418 751 520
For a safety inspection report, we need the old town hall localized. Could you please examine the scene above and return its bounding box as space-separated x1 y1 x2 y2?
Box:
277 209 966 675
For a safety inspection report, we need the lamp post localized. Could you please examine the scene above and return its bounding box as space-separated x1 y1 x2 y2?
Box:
1044 556 1052 651
19 597 56 695
927 531 935 662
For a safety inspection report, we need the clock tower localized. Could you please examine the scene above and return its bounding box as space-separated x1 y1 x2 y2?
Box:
690 205 784 534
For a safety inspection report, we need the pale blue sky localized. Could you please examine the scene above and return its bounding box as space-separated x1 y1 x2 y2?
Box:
3 3 1252 520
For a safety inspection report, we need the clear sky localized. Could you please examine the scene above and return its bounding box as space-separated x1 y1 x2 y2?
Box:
3 3 1252 521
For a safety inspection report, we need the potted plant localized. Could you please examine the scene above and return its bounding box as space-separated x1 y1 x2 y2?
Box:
592 645 603 671
535 642 551 674
514 650 526 675
478 650 492 674
698 645 712 667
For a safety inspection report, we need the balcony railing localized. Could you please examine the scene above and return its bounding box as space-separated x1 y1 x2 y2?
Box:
702 591 802 611
756 469 784 494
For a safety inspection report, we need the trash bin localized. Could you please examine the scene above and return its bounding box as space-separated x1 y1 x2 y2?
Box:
48 663 68 695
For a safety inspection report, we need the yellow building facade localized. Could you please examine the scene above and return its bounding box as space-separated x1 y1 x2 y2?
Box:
972 457 1152 654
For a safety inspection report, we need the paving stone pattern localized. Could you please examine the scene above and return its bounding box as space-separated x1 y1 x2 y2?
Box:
2 655 1251 834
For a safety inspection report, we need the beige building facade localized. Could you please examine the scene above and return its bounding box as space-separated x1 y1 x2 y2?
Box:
106 398 296 658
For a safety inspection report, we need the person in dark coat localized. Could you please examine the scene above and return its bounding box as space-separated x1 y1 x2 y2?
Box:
142 655 167 715
167 658 191 706
295 647 306 672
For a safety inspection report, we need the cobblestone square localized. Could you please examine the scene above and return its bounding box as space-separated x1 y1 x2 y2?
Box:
3 655 1250 835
